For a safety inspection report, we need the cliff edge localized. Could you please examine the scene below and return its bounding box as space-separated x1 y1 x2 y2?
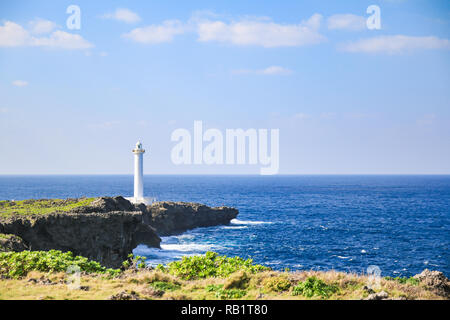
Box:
0 196 238 268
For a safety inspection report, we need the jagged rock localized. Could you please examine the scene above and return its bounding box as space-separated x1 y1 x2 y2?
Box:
142 287 164 297
365 290 389 300
144 201 238 236
413 269 450 297
73 196 136 213
108 290 142 300
363 286 375 294
0 233 29 252
27 276 55 285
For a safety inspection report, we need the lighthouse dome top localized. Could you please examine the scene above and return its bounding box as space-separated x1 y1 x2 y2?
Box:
132 141 145 153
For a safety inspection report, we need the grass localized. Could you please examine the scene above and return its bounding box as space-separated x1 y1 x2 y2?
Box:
384 276 420 286
0 251 446 300
0 198 96 217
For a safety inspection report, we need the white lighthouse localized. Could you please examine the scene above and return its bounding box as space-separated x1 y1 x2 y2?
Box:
127 141 153 205
133 141 145 201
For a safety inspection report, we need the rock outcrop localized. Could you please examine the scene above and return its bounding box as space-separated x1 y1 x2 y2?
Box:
0 233 29 252
0 196 238 268
413 269 450 297
144 201 239 236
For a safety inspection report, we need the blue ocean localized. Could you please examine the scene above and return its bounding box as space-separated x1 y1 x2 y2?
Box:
0 175 449 277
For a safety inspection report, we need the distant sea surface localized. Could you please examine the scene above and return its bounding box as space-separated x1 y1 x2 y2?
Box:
0 175 449 277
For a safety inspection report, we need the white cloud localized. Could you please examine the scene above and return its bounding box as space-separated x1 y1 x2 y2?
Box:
196 13 325 47
232 66 293 75
0 107 9 113
340 35 450 54
123 20 186 44
102 8 141 24
31 31 93 49
0 21 29 47
327 14 366 31
29 18 57 34
0 21 93 50
12 80 28 87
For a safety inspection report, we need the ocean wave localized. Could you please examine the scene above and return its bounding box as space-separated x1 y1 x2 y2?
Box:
230 219 273 225
222 226 248 230
160 243 219 252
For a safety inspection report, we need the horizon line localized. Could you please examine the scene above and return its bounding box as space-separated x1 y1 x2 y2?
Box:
1 173 450 176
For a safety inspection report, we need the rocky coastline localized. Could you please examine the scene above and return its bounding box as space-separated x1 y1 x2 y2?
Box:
0 196 238 268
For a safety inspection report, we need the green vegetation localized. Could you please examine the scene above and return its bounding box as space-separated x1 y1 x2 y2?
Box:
0 250 120 278
385 276 420 286
0 198 96 217
206 284 247 299
292 277 338 298
149 281 181 292
122 254 147 269
0 233 14 240
0 251 444 300
156 251 270 280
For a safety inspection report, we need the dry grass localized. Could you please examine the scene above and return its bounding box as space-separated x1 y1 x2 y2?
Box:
0 269 446 300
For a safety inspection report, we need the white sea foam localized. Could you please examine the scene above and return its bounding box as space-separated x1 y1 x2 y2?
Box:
222 226 248 230
230 219 273 225
160 243 218 252
335 255 352 260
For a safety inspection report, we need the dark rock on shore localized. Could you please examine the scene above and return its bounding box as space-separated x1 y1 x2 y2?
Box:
0 196 238 268
0 233 29 252
144 201 239 236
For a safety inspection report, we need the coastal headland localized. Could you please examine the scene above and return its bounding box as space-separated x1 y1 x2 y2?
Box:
0 196 238 268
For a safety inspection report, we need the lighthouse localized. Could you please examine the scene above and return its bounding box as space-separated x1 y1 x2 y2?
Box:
133 141 145 201
127 141 153 205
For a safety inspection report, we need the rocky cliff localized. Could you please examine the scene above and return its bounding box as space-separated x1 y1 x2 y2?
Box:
144 201 239 236
0 196 238 268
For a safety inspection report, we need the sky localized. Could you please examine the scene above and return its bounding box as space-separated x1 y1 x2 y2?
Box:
0 0 449 174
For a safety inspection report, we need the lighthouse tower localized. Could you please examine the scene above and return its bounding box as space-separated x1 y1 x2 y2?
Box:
125 141 154 205
132 141 145 201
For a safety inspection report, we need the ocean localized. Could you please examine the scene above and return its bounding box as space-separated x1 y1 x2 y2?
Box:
0 175 449 277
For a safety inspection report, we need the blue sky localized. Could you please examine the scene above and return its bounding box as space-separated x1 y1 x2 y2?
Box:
0 0 449 174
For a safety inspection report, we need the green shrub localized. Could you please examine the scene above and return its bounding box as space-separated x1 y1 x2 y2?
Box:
149 281 181 292
0 250 120 278
262 276 291 292
205 284 247 299
156 251 270 280
385 276 420 286
122 254 147 269
292 277 338 298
